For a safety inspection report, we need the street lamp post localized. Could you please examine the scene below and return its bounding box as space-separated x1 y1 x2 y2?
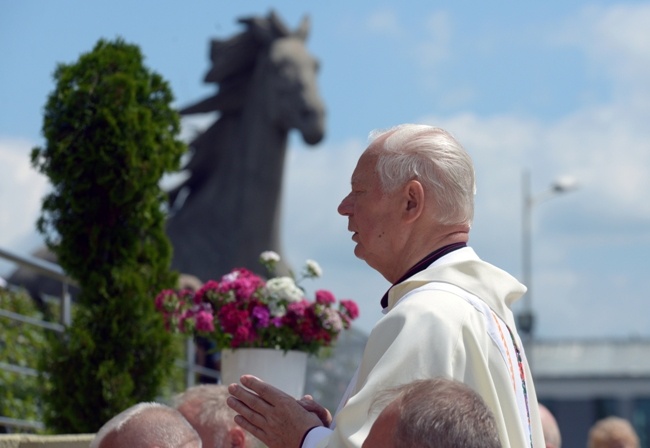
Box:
517 169 578 346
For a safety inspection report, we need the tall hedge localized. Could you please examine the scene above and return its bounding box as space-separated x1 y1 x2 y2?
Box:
30 38 186 433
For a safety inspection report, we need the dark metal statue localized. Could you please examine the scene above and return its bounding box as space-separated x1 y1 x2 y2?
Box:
166 10 326 281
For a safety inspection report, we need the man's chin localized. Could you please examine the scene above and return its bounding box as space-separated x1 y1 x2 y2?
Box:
353 245 366 260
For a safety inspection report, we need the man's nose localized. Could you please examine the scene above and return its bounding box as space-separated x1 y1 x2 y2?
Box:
337 195 352 216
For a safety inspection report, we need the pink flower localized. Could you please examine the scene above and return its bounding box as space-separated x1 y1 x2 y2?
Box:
232 325 255 347
195 280 221 304
287 299 309 317
195 310 215 332
217 303 245 331
340 299 360 320
315 289 336 305
218 268 265 300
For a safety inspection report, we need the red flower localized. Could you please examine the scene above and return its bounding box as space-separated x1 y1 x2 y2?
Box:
340 299 360 319
315 289 336 305
195 310 215 333
218 268 265 301
194 280 219 303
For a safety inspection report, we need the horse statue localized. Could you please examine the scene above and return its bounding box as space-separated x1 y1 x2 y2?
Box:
166 10 326 282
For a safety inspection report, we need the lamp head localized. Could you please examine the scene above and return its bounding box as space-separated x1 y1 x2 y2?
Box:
552 175 579 193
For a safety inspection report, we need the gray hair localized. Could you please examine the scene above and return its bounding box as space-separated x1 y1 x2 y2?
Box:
90 402 201 448
174 384 262 448
370 378 501 448
369 124 476 226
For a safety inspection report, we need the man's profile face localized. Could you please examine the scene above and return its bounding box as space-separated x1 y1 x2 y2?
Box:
362 401 399 448
337 144 404 279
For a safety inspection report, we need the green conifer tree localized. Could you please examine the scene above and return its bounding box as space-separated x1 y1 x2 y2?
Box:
30 38 186 433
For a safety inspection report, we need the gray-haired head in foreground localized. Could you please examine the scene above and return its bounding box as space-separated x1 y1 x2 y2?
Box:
369 124 476 227
371 377 502 448
174 384 263 448
90 402 201 448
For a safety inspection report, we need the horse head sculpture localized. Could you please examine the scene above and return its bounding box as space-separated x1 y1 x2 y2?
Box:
166 10 326 281
235 12 324 144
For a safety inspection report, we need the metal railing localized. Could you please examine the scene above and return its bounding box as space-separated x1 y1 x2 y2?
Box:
0 247 75 326
0 245 219 432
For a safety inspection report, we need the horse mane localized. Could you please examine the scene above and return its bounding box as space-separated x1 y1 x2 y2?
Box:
180 10 305 116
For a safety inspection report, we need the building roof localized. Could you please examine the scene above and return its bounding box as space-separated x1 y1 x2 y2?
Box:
531 339 650 378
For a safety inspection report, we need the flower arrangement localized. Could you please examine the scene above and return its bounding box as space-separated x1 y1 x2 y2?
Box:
154 251 360 356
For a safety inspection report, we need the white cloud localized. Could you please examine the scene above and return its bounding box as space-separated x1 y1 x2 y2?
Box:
179 112 218 142
438 86 476 110
0 138 48 249
554 3 650 94
283 137 365 247
412 10 452 69
364 8 402 37
0 138 49 277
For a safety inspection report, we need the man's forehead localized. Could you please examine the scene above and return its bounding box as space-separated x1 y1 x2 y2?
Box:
351 168 375 188
351 149 378 179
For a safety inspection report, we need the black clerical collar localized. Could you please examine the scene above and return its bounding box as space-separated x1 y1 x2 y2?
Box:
380 242 467 309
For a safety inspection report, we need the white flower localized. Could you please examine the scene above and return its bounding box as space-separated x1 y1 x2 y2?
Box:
264 277 304 317
260 251 281 263
222 271 240 282
265 277 304 304
304 259 322 278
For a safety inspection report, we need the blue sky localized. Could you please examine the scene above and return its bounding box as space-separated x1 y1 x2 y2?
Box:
1 1 650 339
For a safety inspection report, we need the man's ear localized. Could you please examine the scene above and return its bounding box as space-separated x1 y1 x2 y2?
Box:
403 180 425 222
228 426 247 447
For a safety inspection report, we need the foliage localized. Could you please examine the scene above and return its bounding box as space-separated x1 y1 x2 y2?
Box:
0 288 50 432
30 38 186 433
155 252 360 356
155 333 192 402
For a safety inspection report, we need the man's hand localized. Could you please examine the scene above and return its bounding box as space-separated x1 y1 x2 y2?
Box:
227 375 325 448
298 395 332 427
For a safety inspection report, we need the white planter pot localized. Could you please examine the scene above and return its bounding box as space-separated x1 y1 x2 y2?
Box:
220 348 308 398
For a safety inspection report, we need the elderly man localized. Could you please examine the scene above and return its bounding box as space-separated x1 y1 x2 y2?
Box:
90 402 201 448
362 377 502 448
227 124 545 448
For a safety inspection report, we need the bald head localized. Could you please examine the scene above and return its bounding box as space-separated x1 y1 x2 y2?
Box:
175 384 259 448
91 402 202 448
538 404 561 448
